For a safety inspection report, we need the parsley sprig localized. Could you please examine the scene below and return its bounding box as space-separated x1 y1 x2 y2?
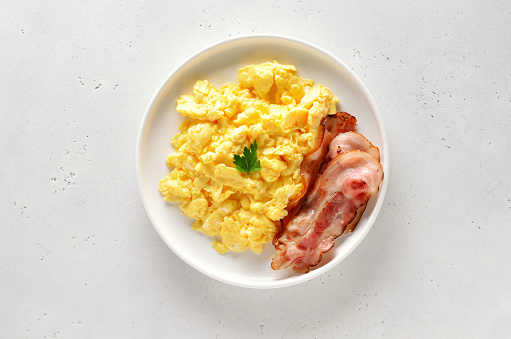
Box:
233 141 261 175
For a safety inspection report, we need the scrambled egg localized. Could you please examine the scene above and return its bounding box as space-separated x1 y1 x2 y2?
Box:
158 61 339 254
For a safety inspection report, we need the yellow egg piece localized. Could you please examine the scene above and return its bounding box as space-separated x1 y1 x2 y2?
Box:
158 61 339 254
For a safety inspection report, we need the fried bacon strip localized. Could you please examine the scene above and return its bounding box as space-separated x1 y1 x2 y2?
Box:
327 131 381 234
327 131 380 162
278 112 357 232
271 150 383 273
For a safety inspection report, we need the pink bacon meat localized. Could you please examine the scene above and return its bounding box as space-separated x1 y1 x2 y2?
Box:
326 131 381 234
279 112 357 230
271 150 383 273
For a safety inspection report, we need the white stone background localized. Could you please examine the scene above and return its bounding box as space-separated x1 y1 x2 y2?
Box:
1 1 511 338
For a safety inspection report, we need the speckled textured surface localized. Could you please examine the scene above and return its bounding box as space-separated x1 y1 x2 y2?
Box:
1 1 511 338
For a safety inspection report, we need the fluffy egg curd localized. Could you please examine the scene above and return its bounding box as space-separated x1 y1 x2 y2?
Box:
158 61 339 254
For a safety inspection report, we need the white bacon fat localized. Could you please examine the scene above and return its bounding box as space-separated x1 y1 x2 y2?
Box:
272 149 383 273
328 131 380 162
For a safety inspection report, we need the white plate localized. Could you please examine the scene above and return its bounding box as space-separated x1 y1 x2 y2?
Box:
136 34 389 289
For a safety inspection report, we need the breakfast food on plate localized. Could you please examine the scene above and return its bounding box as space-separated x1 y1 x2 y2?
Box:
272 141 384 273
279 112 357 229
158 60 383 272
158 61 340 254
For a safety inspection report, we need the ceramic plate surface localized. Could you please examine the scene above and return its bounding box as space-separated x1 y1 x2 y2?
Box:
136 34 389 289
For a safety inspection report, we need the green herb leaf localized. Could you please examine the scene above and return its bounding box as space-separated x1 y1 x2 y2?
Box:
233 140 261 175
